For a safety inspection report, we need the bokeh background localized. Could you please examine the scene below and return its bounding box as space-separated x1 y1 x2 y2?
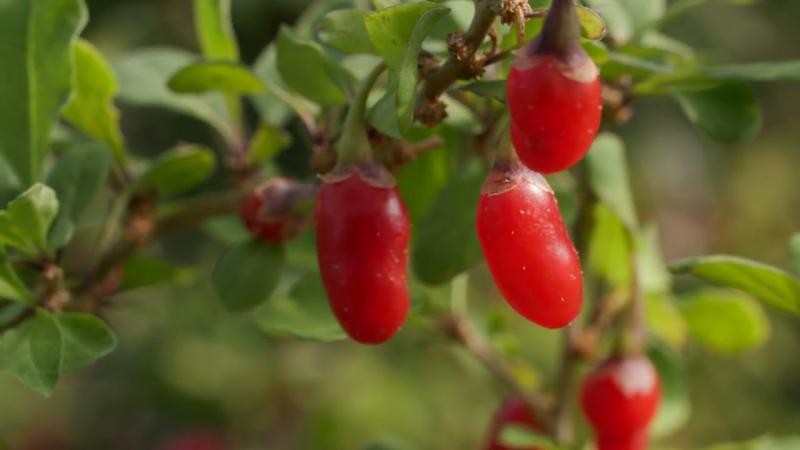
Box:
0 0 798 449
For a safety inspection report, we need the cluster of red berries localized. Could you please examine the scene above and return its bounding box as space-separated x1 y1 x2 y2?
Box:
238 0 601 341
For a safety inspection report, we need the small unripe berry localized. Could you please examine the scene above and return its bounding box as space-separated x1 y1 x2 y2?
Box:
483 397 543 450
315 163 410 344
239 178 317 243
580 356 661 444
476 160 583 328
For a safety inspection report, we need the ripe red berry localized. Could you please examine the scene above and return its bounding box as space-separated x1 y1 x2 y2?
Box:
580 356 662 444
240 178 316 243
476 160 583 328
315 164 411 344
507 0 602 173
483 397 542 450
595 432 648 450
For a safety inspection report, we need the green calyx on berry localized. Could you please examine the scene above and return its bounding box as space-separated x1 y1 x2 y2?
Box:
331 63 386 169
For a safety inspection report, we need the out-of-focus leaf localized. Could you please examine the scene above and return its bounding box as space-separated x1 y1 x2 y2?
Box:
368 88 402 138
586 133 638 231
0 248 32 303
584 0 664 44
203 216 250 246
114 48 234 140
121 255 186 291
0 184 59 256
648 341 690 438
62 39 126 163
413 161 484 285
53 312 117 373
701 435 800 450
646 292 688 349
0 0 87 184
318 9 377 54
46 144 111 249
396 135 451 222
638 225 670 293
255 272 345 341
247 124 292 166
460 80 507 103
788 233 800 275
670 255 800 316
589 203 632 289
212 240 284 312
704 60 800 82
679 290 769 355
134 145 216 197
251 44 319 125
276 26 350 106
193 0 239 61
674 82 761 143
499 425 564 450
168 61 265 94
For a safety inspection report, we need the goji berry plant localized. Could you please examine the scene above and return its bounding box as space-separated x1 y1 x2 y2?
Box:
0 0 798 449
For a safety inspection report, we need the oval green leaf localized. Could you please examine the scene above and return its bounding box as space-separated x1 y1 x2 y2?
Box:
0 0 87 184
679 289 769 355
413 161 485 285
674 81 762 143
193 0 239 61
168 61 265 94
276 26 350 106
318 9 377 54
135 144 216 196
254 272 346 341
62 39 126 163
212 240 285 312
586 133 638 231
670 255 800 316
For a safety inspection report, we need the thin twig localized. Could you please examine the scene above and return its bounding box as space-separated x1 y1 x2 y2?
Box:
445 313 555 432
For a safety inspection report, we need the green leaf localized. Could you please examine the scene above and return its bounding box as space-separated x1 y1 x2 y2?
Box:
0 311 62 396
318 9 377 54
365 2 441 68
674 82 761 143
114 47 234 141
62 39 126 163
193 0 239 61
648 341 690 438
0 310 116 396
168 61 266 94
275 26 350 106
701 436 800 450
364 2 448 136
586 133 638 231
645 292 688 349
251 44 320 126
460 80 507 103
790 233 800 275
368 88 402 138
589 203 632 289
212 240 285 312
0 248 32 303
0 184 59 256
135 145 216 196
246 123 292 166
679 290 769 355
255 272 346 341
670 255 800 315
121 255 186 291
0 0 87 184
584 0 664 44
576 6 608 41
53 312 116 373
704 60 800 82
413 162 484 285
499 425 564 450
46 143 111 249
